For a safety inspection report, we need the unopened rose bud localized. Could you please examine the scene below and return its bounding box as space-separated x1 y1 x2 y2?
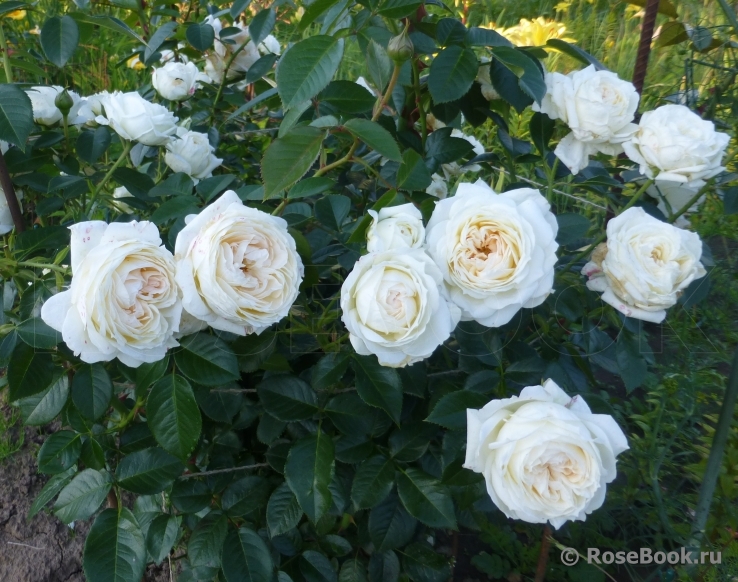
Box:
387 31 414 64
54 89 74 117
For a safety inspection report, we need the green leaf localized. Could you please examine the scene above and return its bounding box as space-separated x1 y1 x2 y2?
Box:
147 374 201 458
144 20 177 62
529 111 556 155
149 172 194 197
171 479 211 514
18 373 69 426
27 465 76 521
351 455 395 510
300 0 342 31
311 351 351 392
368 492 416 552
288 177 335 200
262 126 326 198
14 225 69 258
80 437 106 471
188 510 228 569
426 390 489 430
301 550 337 582
376 0 421 18
227 87 279 121
465 26 512 48
723 186 738 215
249 8 276 46
146 514 180 565
38 430 81 474
276 35 344 110
556 213 591 247
339 558 368 582
616 332 647 392
352 355 403 424
258 374 318 421
0 83 33 151
314 194 351 231
0 2 29 17
77 127 112 164
285 432 335 523
16 317 61 348
69 14 147 47
72 363 113 422
396 148 432 192
230 0 251 18
53 469 112 524
545 39 607 70
186 22 215 51
402 543 452 582
344 118 402 162
365 39 392 91
491 46 546 104
489 58 532 113
83 508 146 582
40 15 79 67
346 188 399 244
245 53 279 84
319 80 375 114
174 333 240 386
115 447 183 494
368 551 400 582
388 422 436 462
221 476 270 517
222 527 274 582
424 127 475 172
428 45 477 104
325 393 376 436
267 482 302 537
135 356 169 397
397 468 456 529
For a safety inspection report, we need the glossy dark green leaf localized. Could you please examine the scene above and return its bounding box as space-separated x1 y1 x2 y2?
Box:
188 510 228 569
16 317 61 348
368 492 416 552
397 468 456 529
425 391 489 430
72 364 113 422
175 333 240 386
115 448 183 494
171 479 211 514
352 355 403 424
27 466 76 521
83 508 146 582
262 126 325 198
54 469 112 524
221 476 270 517
18 373 69 426
267 482 303 537
146 514 180 565
248 8 276 47
40 15 79 67
222 527 274 582
7 342 54 401
285 432 334 523
147 374 201 458
301 550 337 582
319 81 375 114
402 543 452 582
396 148 432 192
428 45 477 104
344 118 402 162
257 374 318 421
38 430 81 474
351 455 395 510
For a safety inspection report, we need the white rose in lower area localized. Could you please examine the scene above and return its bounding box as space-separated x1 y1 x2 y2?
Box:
40 221 181 367
152 62 204 101
341 249 461 368
164 128 223 183
464 379 628 529
95 91 178 146
622 104 730 189
366 203 425 253
26 86 93 126
426 180 559 327
175 190 304 335
582 207 706 323
533 65 639 174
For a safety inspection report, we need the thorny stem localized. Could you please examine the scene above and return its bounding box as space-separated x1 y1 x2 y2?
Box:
179 463 269 479
17 261 67 273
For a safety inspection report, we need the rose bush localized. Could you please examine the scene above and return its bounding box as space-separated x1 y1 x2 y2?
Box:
0 1 732 581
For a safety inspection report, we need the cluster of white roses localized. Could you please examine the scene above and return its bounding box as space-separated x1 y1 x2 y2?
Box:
41 191 304 367
341 180 559 367
25 86 222 186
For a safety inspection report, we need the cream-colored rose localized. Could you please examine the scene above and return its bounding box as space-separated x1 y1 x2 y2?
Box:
533 65 639 174
152 61 203 101
164 128 222 183
203 16 261 84
622 104 729 189
464 379 628 529
366 203 425 253
426 179 558 327
582 207 706 323
175 190 304 335
40 221 181 367
341 249 461 368
95 91 178 146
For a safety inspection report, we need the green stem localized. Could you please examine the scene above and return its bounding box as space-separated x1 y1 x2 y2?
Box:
686 347 738 563
716 0 738 35
372 63 401 121
561 178 654 272
87 141 132 214
0 24 13 83
667 184 709 224
546 157 559 201
211 42 250 120
271 198 287 216
17 261 68 273
412 58 427 150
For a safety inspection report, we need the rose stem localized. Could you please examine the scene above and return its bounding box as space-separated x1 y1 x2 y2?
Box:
0 149 23 233
534 525 552 582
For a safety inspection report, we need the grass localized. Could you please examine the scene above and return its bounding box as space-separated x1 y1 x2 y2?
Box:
0 396 25 462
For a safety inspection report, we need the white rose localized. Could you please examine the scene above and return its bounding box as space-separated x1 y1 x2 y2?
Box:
426 179 559 328
40 221 182 367
203 16 261 84
426 173 448 199
0 186 22 235
366 203 425 253
341 249 461 368
581 206 706 323
112 186 135 214
476 62 500 101
441 130 485 178
622 104 730 189
95 91 178 146
258 34 281 55
646 181 704 220
164 128 223 183
464 379 628 529
533 65 639 174
152 62 203 101
26 86 93 126
175 190 304 335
